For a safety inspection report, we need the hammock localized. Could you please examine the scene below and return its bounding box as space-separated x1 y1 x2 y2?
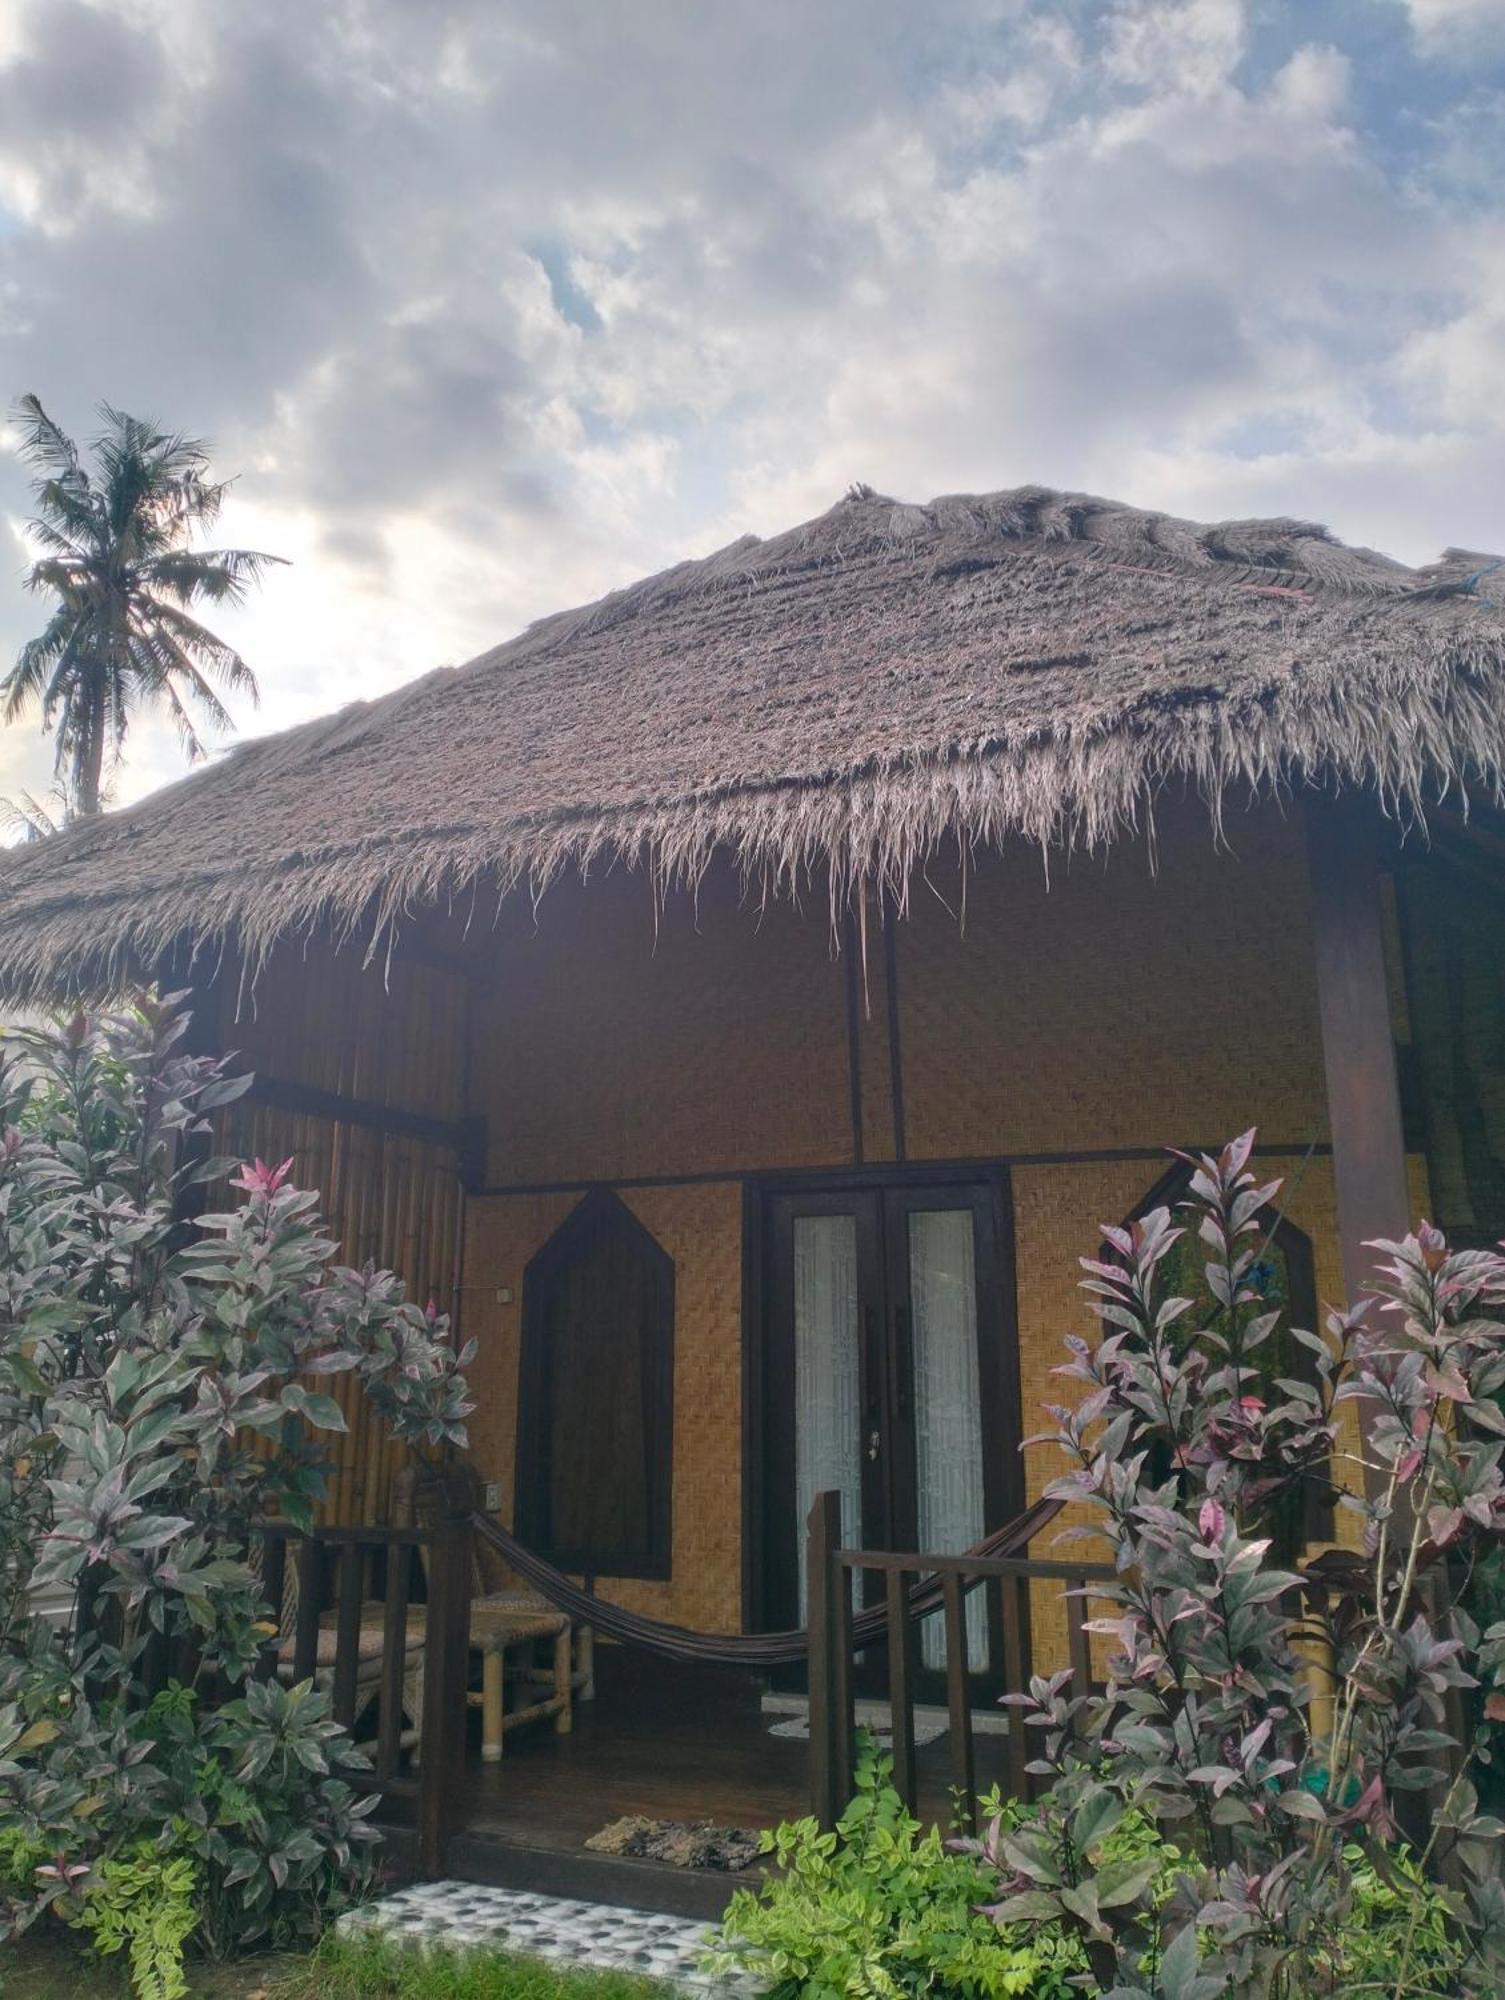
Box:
470 1495 1063 1669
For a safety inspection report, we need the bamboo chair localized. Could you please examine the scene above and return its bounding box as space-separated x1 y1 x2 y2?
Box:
255 1537 428 1752
393 1460 575 1762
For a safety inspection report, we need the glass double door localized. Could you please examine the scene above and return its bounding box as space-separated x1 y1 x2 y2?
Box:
761 1176 1017 1684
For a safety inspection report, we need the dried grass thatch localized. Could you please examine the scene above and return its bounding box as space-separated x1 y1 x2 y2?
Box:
1 483 1502 1000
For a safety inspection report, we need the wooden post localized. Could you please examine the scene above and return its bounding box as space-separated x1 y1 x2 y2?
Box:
999 1575 1031 1800
1306 798 1412 1310
375 1539 411 1782
943 1574 976 1832
831 1553 854 1812
1307 798 1412 1506
291 1537 323 1683
331 1544 364 1730
418 1510 473 1878
256 1530 286 1684
806 1490 842 1830
886 1569 918 1815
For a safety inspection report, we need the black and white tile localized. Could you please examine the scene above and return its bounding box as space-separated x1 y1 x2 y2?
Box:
338 1880 759 1992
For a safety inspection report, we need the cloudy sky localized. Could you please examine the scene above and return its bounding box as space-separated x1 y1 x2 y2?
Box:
0 0 1501 814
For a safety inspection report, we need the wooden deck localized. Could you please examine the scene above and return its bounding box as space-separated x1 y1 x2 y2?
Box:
439 1648 1019 1918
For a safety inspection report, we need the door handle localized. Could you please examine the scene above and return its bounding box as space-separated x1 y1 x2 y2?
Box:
867 1428 881 1462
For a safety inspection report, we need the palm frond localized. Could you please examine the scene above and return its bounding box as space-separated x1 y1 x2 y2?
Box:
11 394 84 488
0 789 66 843
131 616 238 734
21 518 91 567
9 399 278 811
2 609 79 721
151 673 208 763
137 546 286 611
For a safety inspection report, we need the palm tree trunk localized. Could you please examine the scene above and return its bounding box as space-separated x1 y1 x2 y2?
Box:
72 697 105 819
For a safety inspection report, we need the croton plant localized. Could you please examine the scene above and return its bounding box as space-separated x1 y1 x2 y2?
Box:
977 1131 1505 1997
0 999 473 1979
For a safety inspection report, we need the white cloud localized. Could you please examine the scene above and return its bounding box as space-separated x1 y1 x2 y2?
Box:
1405 0 1505 51
0 0 1501 819
1104 0 1246 95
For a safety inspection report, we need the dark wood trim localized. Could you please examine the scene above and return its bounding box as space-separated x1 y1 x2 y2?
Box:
1390 863 1440 1171
171 977 223 1240
1306 801 1412 1306
1306 800 1411 1502
443 1829 747 1921
992 1168 1027 1526
748 1163 1026 1704
245 1073 474 1154
739 1182 767 1635
843 909 865 1166
807 1489 841 1830
476 1141 1334 1201
883 905 908 1162
514 1188 675 1582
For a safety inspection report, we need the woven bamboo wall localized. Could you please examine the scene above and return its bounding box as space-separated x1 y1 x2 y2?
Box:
463 1182 745 1633
205 796 1427 1663
469 865 852 1185
208 936 469 1525
458 796 1425 1654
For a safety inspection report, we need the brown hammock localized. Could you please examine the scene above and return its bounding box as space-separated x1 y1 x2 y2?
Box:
470 1495 1064 1669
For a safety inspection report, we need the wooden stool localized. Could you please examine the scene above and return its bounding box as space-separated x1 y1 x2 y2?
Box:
470 1592 573 1762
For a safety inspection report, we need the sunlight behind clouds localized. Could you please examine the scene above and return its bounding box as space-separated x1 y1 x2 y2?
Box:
0 0 1501 814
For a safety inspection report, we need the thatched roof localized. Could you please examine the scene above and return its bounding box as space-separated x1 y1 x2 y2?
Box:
2 482 1503 1000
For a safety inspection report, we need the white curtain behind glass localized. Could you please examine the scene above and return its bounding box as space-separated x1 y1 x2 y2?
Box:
793 1214 862 1624
909 1210 987 1670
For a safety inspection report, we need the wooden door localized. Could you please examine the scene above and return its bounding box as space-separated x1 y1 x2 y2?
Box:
758 1172 1019 1691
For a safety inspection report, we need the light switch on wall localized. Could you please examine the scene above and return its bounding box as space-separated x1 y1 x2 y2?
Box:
483 1481 501 1512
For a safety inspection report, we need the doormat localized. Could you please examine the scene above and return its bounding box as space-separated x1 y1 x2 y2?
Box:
767 1712 948 1747
584 1815 764 1872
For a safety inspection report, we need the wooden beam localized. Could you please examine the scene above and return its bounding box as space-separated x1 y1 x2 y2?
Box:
806 1490 841 1830
244 1073 477 1158
882 904 907 1163
1306 798 1412 1312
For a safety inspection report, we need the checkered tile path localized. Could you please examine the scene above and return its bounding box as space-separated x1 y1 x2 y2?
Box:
338 1880 761 1992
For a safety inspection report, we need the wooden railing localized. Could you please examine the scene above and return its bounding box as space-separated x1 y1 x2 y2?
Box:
805 1490 1114 1829
256 1515 472 1876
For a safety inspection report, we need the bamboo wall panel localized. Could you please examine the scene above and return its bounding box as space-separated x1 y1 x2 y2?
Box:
454 802 1407 1653
470 865 853 1186
463 1182 744 1632
211 939 469 1525
894 799 1330 1159
207 801 1429 1661
212 935 467 1123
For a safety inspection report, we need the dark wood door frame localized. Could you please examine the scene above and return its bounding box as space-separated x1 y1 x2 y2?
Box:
740 1163 1024 1640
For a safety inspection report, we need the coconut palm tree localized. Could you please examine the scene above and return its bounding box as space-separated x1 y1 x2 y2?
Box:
3 395 283 820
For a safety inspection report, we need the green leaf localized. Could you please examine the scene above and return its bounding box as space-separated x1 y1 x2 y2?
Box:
1094 1856 1160 1908
280 1385 348 1433
1058 1882 1104 1934
1274 1788 1328 1822
1070 1784 1124 1855
990 1891 1063 1924
7 1351 49 1396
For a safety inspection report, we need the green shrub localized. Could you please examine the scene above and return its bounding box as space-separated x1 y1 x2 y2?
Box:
991 1133 1505 1995
0 1001 474 1995
709 1746 1119 1998
716 1750 1476 2000
1338 1842 1468 1994
72 1843 198 2000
